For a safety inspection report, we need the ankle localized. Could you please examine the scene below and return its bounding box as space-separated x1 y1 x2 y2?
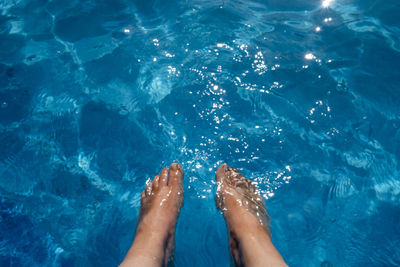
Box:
236 223 270 244
130 230 167 260
232 222 287 267
226 210 268 236
139 210 176 232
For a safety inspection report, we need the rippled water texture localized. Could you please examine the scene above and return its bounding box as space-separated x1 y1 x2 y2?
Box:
1 0 400 266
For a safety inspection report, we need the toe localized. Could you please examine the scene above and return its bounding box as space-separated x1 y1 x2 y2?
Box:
247 180 256 193
145 182 153 196
141 190 146 200
152 175 160 191
160 167 169 186
238 174 246 180
169 163 184 188
233 179 249 189
227 168 240 183
216 164 228 184
231 167 239 173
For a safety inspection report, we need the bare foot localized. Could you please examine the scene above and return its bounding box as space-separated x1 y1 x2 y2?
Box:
121 163 184 267
216 164 287 267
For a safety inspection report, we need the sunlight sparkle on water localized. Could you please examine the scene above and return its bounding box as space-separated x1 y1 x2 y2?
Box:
322 0 334 8
304 53 316 60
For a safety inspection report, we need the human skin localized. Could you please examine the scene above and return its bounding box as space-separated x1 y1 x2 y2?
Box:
216 164 288 267
120 163 287 267
120 163 184 267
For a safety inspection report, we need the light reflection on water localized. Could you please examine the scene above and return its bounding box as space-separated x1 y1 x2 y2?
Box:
0 0 400 266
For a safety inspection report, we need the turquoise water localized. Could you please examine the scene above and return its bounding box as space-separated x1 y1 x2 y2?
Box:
1 0 400 266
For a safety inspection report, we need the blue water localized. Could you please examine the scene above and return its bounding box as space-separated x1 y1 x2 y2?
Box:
1 0 400 266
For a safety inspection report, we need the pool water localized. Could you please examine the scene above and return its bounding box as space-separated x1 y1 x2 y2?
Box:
1 0 400 266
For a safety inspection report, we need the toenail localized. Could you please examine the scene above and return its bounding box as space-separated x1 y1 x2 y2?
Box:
172 163 183 173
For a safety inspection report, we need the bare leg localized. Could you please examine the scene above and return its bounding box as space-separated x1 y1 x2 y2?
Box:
120 163 184 267
216 164 287 267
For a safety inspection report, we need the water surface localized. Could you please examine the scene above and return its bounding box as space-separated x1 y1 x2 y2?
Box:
1 0 400 266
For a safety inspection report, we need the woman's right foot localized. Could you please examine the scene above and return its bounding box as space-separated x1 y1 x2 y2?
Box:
216 164 287 267
120 163 184 267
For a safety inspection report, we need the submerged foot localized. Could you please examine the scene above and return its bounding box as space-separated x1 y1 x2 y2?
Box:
121 163 184 267
139 163 184 265
216 164 287 267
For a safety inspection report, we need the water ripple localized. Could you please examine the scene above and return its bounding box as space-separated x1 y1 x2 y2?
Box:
1 0 400 266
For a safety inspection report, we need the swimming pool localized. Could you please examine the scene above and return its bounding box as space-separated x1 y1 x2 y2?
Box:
1 0 400 265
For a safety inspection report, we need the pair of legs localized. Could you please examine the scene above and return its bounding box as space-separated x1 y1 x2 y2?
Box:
120 163 287 267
